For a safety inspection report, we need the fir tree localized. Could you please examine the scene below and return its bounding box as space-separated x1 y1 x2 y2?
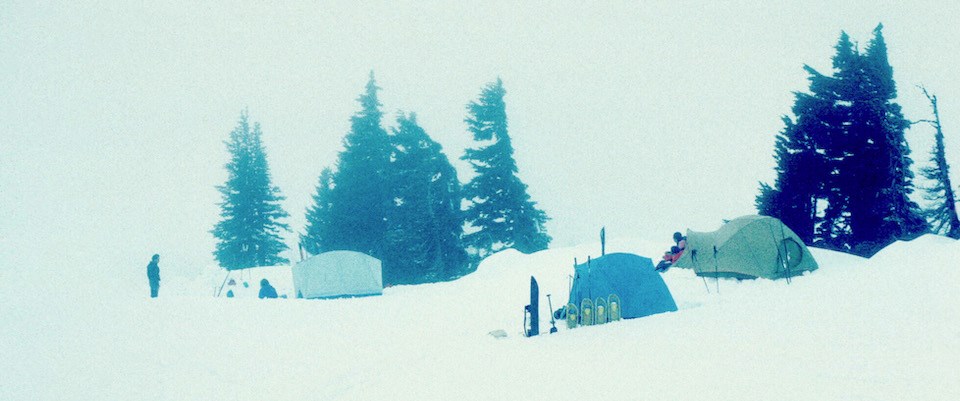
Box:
756 113 827 244
323 72 393 259
758 34 851 249
301 167 334 255
814 33 858 250
917 87 960 238
842 25 927 254
383 113 468 284
758 25 927 256
462 79 551 260
212 110 290 270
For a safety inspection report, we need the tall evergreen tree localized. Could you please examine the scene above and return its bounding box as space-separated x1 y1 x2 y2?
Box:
383 113 468 283
758 25 927 256
841 25 927 254
917 87 960 238
759 35 855 249
462 79 551 260
756 112 828 244
324 72 393 259
212 110 290 270
814 33 859 250
301 167 334 255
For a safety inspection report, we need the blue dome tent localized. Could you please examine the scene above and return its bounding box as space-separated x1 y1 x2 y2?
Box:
568 253 677 319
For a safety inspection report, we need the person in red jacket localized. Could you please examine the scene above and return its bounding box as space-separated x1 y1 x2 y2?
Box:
669 246 684 263
673 232 687 251
656 232 687 271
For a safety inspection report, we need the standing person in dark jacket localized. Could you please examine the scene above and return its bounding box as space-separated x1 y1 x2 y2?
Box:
258 279 278 299
147 254 161 298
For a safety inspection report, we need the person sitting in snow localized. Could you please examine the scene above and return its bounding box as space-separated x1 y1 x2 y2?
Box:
258 279 278 299
655 232 687 272
673 231 687 251
670 232 687 262
669 245 684 263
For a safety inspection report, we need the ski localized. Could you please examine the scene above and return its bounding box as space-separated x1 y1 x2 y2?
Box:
523 276 540 337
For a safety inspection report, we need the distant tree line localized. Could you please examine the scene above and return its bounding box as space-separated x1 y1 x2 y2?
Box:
757 24 959 256
212 74 551 283
210 24 959 277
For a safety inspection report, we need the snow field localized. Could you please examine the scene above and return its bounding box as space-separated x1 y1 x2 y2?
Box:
1 235 958 400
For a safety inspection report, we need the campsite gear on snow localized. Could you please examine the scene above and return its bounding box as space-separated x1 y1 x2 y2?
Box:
523 276 540 337
608 294 622 321
258 279 278 299
546 294 558 334
216 272 231 297
672 215 819 280
565 303 579 329
147 254 160 298
655 251 672 272
580 298 594 326
292 251 383 299
488 329 508 339
568 253 677 320
594 297 608 325
524 276 540 337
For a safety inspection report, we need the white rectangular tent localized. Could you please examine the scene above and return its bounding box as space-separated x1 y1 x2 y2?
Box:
292 251 383 299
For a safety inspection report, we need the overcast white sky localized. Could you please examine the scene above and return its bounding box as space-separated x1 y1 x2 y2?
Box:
2 1 958 286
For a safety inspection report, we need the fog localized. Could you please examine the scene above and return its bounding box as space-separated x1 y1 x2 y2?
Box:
2 1 958 286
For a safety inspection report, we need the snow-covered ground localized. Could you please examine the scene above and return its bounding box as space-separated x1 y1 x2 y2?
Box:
2 235 958 401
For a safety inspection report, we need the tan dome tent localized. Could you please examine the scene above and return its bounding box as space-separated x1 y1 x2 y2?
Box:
672 215 818 280
292 251 383 299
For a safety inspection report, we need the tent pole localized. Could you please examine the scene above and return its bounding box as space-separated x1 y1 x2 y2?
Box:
216 270 231 297
587 256 592 301
768 219 792 284
600 227 606 256
692 250 710 293
713 246 720 294
779 221 792 284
